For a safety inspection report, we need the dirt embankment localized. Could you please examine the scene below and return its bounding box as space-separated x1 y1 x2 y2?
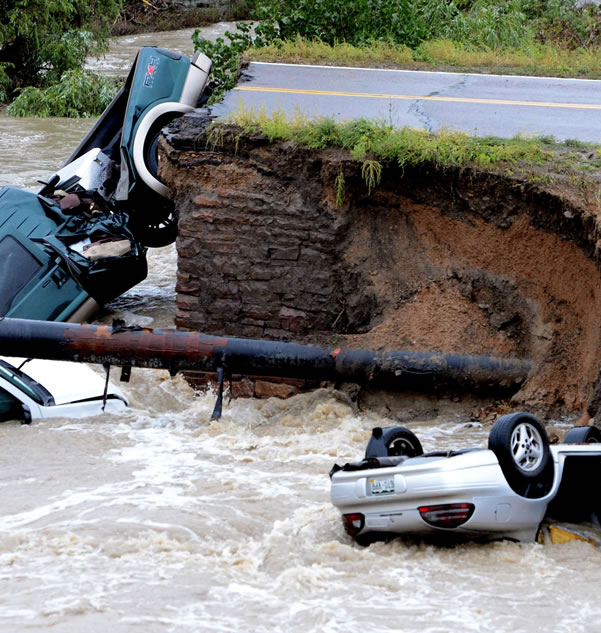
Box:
161 115 601 418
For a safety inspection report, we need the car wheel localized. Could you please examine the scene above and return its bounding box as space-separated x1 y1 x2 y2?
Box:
144 113 183 180
143 114 182 184
132 105 192 198
134 213 178 248
144 124 163 180
365 426 424 458
488 412 553 498
564 425 601 444
129 191 178 248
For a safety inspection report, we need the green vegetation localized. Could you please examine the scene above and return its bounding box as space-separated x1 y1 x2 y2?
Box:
7 71 120 118
192 22 256 105
334 170 345 207
1 0 122 115
249 0 533 49
248 0 601 51
361 160 382 195
248 38 415 67
193 0 601 102
0 0 121 99
226 108 555 169
251 37 601 79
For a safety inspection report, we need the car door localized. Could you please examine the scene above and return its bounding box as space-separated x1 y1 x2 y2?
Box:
0 232 89 321
0 186 91 322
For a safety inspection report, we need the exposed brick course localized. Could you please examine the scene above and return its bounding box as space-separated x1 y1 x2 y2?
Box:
161 121 373 343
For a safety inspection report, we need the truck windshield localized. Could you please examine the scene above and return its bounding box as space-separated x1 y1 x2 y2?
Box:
0 236 42 316
0 360 54 405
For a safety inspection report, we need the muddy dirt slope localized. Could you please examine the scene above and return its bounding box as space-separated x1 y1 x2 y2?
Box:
161 114 601 418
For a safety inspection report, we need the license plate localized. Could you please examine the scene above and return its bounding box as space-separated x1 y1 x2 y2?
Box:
368 476 395 496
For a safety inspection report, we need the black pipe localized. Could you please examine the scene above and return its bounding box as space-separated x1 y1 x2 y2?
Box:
0 318 532 392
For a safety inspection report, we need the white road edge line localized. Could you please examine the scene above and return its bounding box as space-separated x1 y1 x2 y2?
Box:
249 60 601 83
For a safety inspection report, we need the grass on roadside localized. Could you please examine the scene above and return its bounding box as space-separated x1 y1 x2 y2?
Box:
206 107 601 208
247 37 601 80
226 106 554 170
247 37 414 68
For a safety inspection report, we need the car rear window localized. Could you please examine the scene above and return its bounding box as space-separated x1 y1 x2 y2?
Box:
0 236 42 316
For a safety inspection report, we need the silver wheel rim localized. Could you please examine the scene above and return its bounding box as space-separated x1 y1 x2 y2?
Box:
511 422 544 472
389 438 415 455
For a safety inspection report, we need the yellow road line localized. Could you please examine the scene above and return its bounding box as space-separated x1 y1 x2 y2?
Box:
234 85 601 110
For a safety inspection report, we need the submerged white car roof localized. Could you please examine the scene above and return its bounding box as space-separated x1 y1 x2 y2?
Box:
0 356 125 405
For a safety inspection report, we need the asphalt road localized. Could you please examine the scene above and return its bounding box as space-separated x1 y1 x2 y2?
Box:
213 62 601 142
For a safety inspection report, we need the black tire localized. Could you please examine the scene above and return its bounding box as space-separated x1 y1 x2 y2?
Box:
564 425 601 444
144 114 183 183
132 208 178 248
129 190 178 248
145 126 162 179
488 412 553 499
365 426 424 458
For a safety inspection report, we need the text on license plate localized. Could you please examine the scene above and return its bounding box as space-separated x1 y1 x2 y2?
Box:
368 477 395 495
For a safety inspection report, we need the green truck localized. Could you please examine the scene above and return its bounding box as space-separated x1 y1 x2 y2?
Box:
0 47 211 322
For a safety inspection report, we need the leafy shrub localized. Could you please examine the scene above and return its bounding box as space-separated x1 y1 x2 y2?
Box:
0 0 121 101
442 0 533 49
192 22 255 103
7 71 119 118
252 0 428 48
0 63 11 103
251 0 534 49
522 0 601 48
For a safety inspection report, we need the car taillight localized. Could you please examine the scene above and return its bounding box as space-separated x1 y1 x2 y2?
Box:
418 503 475 529
342 513 365 536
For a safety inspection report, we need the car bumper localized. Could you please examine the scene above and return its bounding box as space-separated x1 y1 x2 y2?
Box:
331 451 549 541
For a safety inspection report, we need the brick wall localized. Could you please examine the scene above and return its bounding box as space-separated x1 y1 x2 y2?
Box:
163 115 375 343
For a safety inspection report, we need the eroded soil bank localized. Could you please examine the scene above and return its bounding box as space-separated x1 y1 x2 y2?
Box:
161 114 601 418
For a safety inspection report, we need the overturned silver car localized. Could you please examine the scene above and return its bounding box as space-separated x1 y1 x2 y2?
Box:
330 413 601 543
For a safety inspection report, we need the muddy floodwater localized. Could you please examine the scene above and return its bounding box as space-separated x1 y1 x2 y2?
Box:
0 27 601 633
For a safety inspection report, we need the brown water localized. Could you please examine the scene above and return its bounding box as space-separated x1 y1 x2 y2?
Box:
0 27 601 633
